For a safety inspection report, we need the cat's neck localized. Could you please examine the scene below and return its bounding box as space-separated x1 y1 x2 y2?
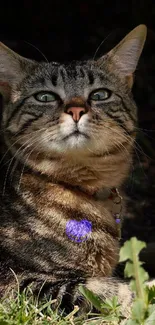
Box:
1 141 132 196
22 146 132 194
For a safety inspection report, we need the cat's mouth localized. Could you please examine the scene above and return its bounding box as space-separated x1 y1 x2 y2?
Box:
63 130 89 141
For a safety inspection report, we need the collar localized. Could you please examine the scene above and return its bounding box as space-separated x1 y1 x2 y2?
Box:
94 187 123 239
108 188 123 235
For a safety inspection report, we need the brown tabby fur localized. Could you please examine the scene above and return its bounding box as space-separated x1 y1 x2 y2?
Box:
0 25 147 316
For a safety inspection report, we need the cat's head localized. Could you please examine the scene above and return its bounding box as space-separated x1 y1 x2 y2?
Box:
0 25 147 171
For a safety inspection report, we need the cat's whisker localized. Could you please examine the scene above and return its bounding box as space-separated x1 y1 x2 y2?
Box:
117 140 146 180
24 41 49 63
103 123 136 147
111 141 135 174
17 147 41 191
91 30 114 67
135 127 155 133
90 124 131 157
131 137 151 159
92 133 111 157
2 143 33 196
9 159 20 184
95 126 135 173
0 127 47 167
17 132 62 190
86 120 136 165
9 130 47 169
2 131 46 195
18 118 60 136
103 124 147 178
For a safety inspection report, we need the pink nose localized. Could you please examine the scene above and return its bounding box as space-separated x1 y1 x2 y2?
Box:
66 107 86 122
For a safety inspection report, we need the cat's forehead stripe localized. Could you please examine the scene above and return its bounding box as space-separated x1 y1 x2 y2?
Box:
79 67 85 79
51 73 58 87
54 62 95 84
59 67 66 82
87 70 94 85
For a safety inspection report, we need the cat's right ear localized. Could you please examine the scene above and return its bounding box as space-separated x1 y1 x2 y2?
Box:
96 25 147 87
0 42 33 100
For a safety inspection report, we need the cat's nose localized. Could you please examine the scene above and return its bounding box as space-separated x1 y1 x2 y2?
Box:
66 107 87 122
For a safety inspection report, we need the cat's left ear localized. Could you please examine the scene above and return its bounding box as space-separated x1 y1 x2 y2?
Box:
0 42 34 100
97 25 147 87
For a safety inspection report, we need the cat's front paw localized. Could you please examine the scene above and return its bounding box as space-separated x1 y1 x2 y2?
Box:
85 277 134 319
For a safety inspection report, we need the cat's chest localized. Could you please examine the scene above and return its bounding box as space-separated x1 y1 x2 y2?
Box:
19 175 118 233
7 174 119 276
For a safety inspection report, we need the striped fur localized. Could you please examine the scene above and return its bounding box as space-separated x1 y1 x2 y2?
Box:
0 25 147 318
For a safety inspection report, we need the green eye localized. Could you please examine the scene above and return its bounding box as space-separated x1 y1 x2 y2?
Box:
34 92 57 102
90 89 111 101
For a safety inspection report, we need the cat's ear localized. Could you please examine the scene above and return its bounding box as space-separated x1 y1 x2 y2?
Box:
0 42 33 100
97 25 147 87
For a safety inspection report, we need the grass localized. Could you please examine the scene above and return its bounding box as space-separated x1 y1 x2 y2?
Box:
0 286 119 325
0 288 80 325
0 288 111 325
0 238 155 325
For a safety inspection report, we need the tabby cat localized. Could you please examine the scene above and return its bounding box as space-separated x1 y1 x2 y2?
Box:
0 25 147 317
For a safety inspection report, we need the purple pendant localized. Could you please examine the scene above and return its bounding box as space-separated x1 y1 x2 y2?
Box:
114 213 121 225
66 219 92 243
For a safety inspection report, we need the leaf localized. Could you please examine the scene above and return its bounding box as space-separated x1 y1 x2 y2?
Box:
125 262 149 282
101 297 115 309
119 237 149 299
97 315 120 322
119 237 146 263
79 285 103 312
146 285 155 304
125 320 138 325
111 295 120 309
129 280 148 303
147 303 155 315
145 307 155 324
124 261 134 278
132 298 146 322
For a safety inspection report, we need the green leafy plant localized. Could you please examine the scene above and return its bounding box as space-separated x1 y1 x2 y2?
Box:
119 237 155 325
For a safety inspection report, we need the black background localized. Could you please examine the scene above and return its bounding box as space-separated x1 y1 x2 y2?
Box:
0 1 154 62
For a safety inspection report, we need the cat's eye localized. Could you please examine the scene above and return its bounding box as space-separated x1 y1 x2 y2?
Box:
34 92 57 102
89 89 111 101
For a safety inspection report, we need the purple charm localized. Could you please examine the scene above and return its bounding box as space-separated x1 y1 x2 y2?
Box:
114 213 121 224
66 219 92 243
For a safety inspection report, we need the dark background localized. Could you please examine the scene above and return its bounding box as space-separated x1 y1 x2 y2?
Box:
1 0 155 276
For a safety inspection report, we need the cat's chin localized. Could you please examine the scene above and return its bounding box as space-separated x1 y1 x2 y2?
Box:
62 132 90 149
44 133 91 154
